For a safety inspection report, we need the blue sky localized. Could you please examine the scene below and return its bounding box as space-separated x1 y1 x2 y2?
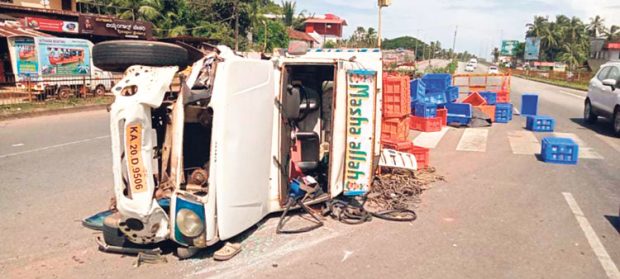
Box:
296 0 620 59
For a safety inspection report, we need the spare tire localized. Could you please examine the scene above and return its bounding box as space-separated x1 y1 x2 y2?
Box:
93 40 188 72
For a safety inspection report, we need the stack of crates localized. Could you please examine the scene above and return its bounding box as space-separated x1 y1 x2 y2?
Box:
381 75 411 141
495 103 513 123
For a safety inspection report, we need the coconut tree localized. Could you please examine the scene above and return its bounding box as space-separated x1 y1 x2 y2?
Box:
559 42 586 71
587 15 607 37
605 25 620 41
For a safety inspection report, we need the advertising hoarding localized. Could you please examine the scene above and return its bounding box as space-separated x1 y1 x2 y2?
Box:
500 40 519 56
79 15 152 39
14 37 38 78
524 37 541 60
37 37 91 76
343 70 377 196
24 17 79 34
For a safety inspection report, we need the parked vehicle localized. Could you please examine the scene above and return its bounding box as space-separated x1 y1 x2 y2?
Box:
584 61 620 136
92 40 383 258
488 66 499 74
465 63 475 72
7 36 115 99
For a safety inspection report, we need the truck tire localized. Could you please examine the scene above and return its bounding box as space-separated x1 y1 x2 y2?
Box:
94 84 106 96
93 40 188 72
57 86 72 100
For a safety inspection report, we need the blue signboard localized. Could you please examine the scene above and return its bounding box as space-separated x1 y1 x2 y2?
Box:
525 37 541 60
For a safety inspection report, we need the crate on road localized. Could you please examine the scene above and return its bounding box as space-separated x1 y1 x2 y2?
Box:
409 115 442 132
495 103 513 123
413 102 437 118
541 137 578 165
446 86 459 102
410 79 426 102
410 145 430 168
422 73 452 92
521 94 539 116
445 103 472 126
526 115 555 132
479 91 497 105
383 75 411 118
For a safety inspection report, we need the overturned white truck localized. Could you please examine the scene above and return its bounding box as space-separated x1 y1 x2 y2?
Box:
93 40 384 258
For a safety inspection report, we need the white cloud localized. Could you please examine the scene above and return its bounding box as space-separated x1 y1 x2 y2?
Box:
297 0 619 59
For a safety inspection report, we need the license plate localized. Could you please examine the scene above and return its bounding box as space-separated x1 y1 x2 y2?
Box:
126 123 147 194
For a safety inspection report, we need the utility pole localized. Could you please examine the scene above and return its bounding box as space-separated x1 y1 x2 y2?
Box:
452 25 458 60
377 5 383 48
377 0 391 48
234 0 239 52
415 29 421 61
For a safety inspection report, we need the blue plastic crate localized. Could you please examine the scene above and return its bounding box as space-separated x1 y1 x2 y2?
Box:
479 91 497 105
446 86 459 102
541 137 579 165
521 94 539 116
495 103 513 123
421 91 447 105
413 102 437 118
526 115 555 132
422 73 452 92
445 103 472 125
410 79 426 102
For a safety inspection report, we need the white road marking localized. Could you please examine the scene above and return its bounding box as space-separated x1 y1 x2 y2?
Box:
508 130 540 155
456 128 488 152
341 250 354 262
513 107 520 115
0 135 110 159
413 126 451 149
11 143 24 147
562 192 620 279
553 132 603 159
595 134 620 154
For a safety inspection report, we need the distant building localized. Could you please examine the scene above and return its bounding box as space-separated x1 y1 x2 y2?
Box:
383 49 415 66
589 38 620 72
287 28 318 48
304 14 347 46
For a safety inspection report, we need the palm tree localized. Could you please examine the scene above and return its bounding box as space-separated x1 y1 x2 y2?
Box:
605 25 620 41
281 1 306 30
559 42 586 71
366 27 377 47
113 0 162 21
526 16 548 37
492 47 500 63
587 15 607 38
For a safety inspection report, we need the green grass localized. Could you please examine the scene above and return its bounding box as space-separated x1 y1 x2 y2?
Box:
514 74 588 91
0 96 113 117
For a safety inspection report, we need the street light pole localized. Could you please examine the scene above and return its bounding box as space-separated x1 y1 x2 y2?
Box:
378 5 382 48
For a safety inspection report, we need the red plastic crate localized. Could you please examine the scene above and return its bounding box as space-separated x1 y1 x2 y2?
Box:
381 138 414 153
382 75 411 118
479 105 496 122
463 91 487 107
497 90 510 103
411 145 430 168
381 116 409 141
436 108 447 126
409 115 442 132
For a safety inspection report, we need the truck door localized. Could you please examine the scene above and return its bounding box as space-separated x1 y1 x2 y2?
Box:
211 58 275 240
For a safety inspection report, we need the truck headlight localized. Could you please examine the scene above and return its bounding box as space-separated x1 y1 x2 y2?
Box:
176 209 204 238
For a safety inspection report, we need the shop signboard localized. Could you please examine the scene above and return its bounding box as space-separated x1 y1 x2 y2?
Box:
37 37 91 76
79 15 152 39
524 37 541 60
343 69 377 196
500 40 519 56
24 17 79 34
13 37 38 78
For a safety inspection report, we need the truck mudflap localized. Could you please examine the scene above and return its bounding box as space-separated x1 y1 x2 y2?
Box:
109 65 178 244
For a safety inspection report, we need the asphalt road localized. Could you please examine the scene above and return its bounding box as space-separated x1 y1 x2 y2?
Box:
0 64 618 278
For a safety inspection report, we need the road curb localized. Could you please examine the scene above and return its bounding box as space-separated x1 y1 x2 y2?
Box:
0 104 109 121
513 74 587 92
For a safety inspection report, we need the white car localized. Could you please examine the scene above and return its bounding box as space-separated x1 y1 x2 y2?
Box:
465 63 475 72
488 66 499 74
584 61 620 136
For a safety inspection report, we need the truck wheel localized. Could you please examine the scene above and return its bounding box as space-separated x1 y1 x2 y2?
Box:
57 87 72 100
94 85 106 96
93 40 188 72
